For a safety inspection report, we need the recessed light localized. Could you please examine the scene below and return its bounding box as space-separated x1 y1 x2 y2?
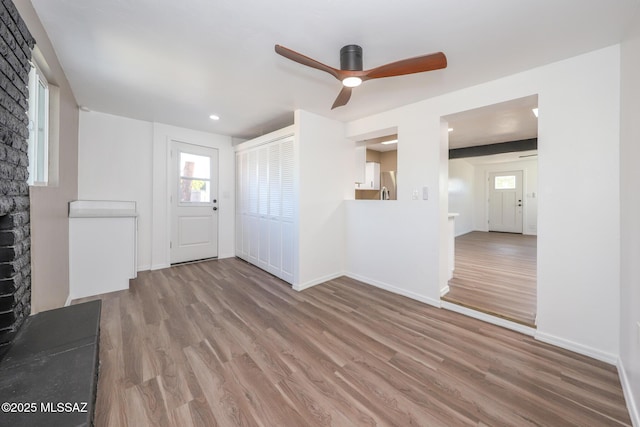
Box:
448 128 453 132
209 114 220 120
381 139 398 145
532 108 539 118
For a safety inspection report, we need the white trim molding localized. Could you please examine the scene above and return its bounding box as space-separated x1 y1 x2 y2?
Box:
440 301 536 336
618 358 640 427
534 331 618 365
345 273 441 308
440 285 450 297
293 272 345 292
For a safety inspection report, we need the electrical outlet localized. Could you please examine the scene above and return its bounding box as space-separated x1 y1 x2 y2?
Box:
412 189 419 200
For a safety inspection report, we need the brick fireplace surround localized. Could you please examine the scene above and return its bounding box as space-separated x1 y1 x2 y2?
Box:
0 0 35 359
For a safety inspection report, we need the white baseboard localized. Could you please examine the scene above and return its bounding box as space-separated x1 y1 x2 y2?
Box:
345 272 441 308
137 264 151 272
151 263 170 271
64 293 73 307
534 331 618 365
440 285 450 297
440 301 536 336
293 272 345 292
618 358 640 427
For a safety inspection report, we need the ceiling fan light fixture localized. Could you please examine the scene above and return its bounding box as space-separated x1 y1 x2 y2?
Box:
209 114 220 120
342 76 362 88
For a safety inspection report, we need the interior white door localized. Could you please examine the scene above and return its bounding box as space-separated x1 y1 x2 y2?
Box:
170 141 219 263
488 170 523 233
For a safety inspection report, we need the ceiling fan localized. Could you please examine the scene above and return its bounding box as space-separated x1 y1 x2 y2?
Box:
275 44 447 109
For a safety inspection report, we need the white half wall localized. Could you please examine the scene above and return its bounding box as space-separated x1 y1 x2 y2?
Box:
620 9 640 424
294 110 352 289
77 112 234 272
346 45 621 361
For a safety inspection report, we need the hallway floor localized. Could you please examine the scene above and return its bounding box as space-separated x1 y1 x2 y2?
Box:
443 231 537 327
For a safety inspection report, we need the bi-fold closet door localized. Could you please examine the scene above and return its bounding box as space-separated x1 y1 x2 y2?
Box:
236 137 295 284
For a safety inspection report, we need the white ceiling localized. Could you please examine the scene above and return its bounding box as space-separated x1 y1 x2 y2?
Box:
445 95 538 149
31 0 639 139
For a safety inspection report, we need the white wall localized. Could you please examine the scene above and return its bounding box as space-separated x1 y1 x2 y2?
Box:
15 0 79 312
346 45 621 362
78 112 153 269
619 9 640 423
472 159 538 235
77 112 235 272
295 110 352 289
448 159 474 236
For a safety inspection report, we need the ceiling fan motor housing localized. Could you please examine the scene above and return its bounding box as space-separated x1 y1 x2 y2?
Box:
340 45 363 71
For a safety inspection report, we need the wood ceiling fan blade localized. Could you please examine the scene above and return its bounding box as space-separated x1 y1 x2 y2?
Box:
363 52 447 80
275 44 341 80
331 86 352 109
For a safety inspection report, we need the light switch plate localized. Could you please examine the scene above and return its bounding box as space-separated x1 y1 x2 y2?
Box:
422 186 429 200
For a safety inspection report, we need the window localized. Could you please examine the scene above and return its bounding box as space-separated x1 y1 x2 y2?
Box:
179 152 211 203
494 175 516 190
27 63 49 185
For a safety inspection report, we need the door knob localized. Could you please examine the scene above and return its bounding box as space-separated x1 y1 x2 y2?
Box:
212 199 217 203
213 207 218 211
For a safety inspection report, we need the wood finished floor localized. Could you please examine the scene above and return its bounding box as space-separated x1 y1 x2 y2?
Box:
74 257 631 426
443 231 537 327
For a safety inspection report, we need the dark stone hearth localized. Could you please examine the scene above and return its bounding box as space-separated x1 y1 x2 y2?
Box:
0 300 101 427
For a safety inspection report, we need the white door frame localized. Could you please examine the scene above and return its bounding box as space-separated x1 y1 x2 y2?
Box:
167 138 220 264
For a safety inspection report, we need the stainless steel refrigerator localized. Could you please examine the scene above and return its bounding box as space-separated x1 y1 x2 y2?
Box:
380 171 397 200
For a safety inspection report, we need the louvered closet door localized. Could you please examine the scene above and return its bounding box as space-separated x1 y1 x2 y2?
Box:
257 147 269 269
235 136 295 284
268 143 282 276
235 152 244 260
247 150 259 264
280 138 295 283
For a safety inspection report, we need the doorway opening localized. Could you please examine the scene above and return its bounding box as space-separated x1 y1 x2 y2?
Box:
354 134 398 200
441 95 538 327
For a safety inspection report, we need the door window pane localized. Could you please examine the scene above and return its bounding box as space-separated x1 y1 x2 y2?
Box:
495 175 516 190
179 152 211 203
180 152 210 179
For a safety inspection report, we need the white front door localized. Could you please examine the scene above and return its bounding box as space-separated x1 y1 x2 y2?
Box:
170 141 219 264
488 170 523 233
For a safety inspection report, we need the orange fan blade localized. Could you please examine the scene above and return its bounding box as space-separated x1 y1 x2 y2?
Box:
363 52 447 80
275 45 342 80
331 86 352 109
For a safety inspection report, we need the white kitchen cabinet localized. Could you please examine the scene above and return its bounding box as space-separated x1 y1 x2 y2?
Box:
355 162 380 190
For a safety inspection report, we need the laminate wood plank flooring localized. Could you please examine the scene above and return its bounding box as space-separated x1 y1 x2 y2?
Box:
74 257 631 426
443 231 537 326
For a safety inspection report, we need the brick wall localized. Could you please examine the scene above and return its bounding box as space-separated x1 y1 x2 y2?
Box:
0 0 35 359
